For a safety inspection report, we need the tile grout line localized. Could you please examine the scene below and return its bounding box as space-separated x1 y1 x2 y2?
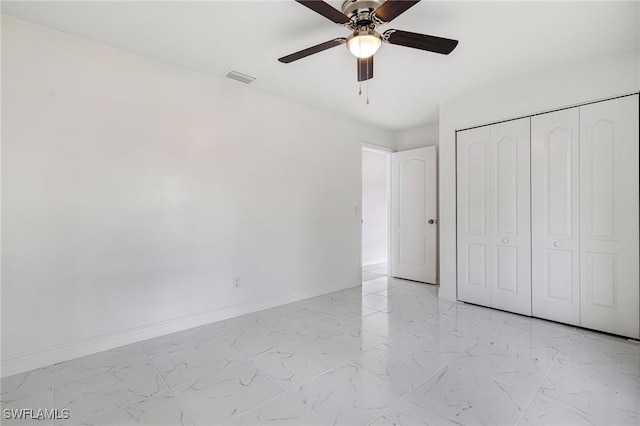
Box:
366 338 477 426
140 343 195 426
513 337 567 426
216 302 388 425
220 288 400 423
230 305 386 368
226 302 411 426
142 334 298 426
515 325 613 422
221 359 352 426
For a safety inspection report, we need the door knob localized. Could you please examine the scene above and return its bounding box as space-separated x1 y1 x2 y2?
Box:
554 241 561 247
428 219 436 224
502 238 509 243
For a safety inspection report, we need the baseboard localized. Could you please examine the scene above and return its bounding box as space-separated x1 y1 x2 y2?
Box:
1 281 354 377
438 288 457 302
362 256 387 266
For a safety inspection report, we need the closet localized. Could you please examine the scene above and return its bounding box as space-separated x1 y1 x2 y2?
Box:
456 94 639 339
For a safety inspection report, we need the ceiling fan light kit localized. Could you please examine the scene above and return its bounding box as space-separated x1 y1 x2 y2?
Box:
279 0 459 84
346 28 381 59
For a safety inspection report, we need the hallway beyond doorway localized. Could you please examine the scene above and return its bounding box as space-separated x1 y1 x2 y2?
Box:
363 261 388 282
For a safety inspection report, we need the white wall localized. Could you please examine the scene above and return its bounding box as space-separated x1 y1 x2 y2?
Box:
0 17 394 376
438 50 640 301
395 122 439 152
361 149 388 266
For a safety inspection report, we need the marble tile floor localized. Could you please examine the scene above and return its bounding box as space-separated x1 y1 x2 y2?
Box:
361 262 388 283
2 264 639 426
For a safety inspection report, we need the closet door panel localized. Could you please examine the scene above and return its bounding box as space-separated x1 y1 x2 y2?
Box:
457 126 492 306
531 108 580 325
489 118 531 315
580 95 639 339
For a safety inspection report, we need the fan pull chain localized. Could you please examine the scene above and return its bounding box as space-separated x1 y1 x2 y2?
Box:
358 83 362 96
366 81 370 105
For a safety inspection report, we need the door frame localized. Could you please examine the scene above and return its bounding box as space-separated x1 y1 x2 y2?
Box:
360 142 393 278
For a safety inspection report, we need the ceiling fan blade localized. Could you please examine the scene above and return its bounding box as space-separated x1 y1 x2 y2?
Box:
295 0 351 25
383 29 458 54
357 56 374 82
278 38 347 63
372 0 420 24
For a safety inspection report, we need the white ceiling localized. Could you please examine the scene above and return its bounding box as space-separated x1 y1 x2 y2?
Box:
2 1 639 131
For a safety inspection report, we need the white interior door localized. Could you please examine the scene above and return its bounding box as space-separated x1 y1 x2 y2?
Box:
457 126 492 306
579 95 639 339
457 118 531 315
531 108 581 325
391 146 437 283
488 118 531 315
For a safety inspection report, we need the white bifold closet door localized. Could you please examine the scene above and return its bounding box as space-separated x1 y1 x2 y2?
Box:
457 118 531 315
579 95 639 339
531 108 581 325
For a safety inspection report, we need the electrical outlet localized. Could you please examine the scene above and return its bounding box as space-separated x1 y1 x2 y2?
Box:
233 276 240 289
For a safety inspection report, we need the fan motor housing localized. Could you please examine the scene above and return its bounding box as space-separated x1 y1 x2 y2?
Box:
342 0 385 21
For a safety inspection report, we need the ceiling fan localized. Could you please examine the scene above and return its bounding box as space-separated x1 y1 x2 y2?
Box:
278 0 459 82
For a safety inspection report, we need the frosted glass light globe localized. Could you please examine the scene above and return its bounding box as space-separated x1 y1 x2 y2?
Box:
347 30 381 58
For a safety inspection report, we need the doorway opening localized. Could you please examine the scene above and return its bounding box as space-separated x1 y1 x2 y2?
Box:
361 146 391 281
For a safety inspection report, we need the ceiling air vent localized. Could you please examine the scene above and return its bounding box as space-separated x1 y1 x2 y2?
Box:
225 70 256 84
